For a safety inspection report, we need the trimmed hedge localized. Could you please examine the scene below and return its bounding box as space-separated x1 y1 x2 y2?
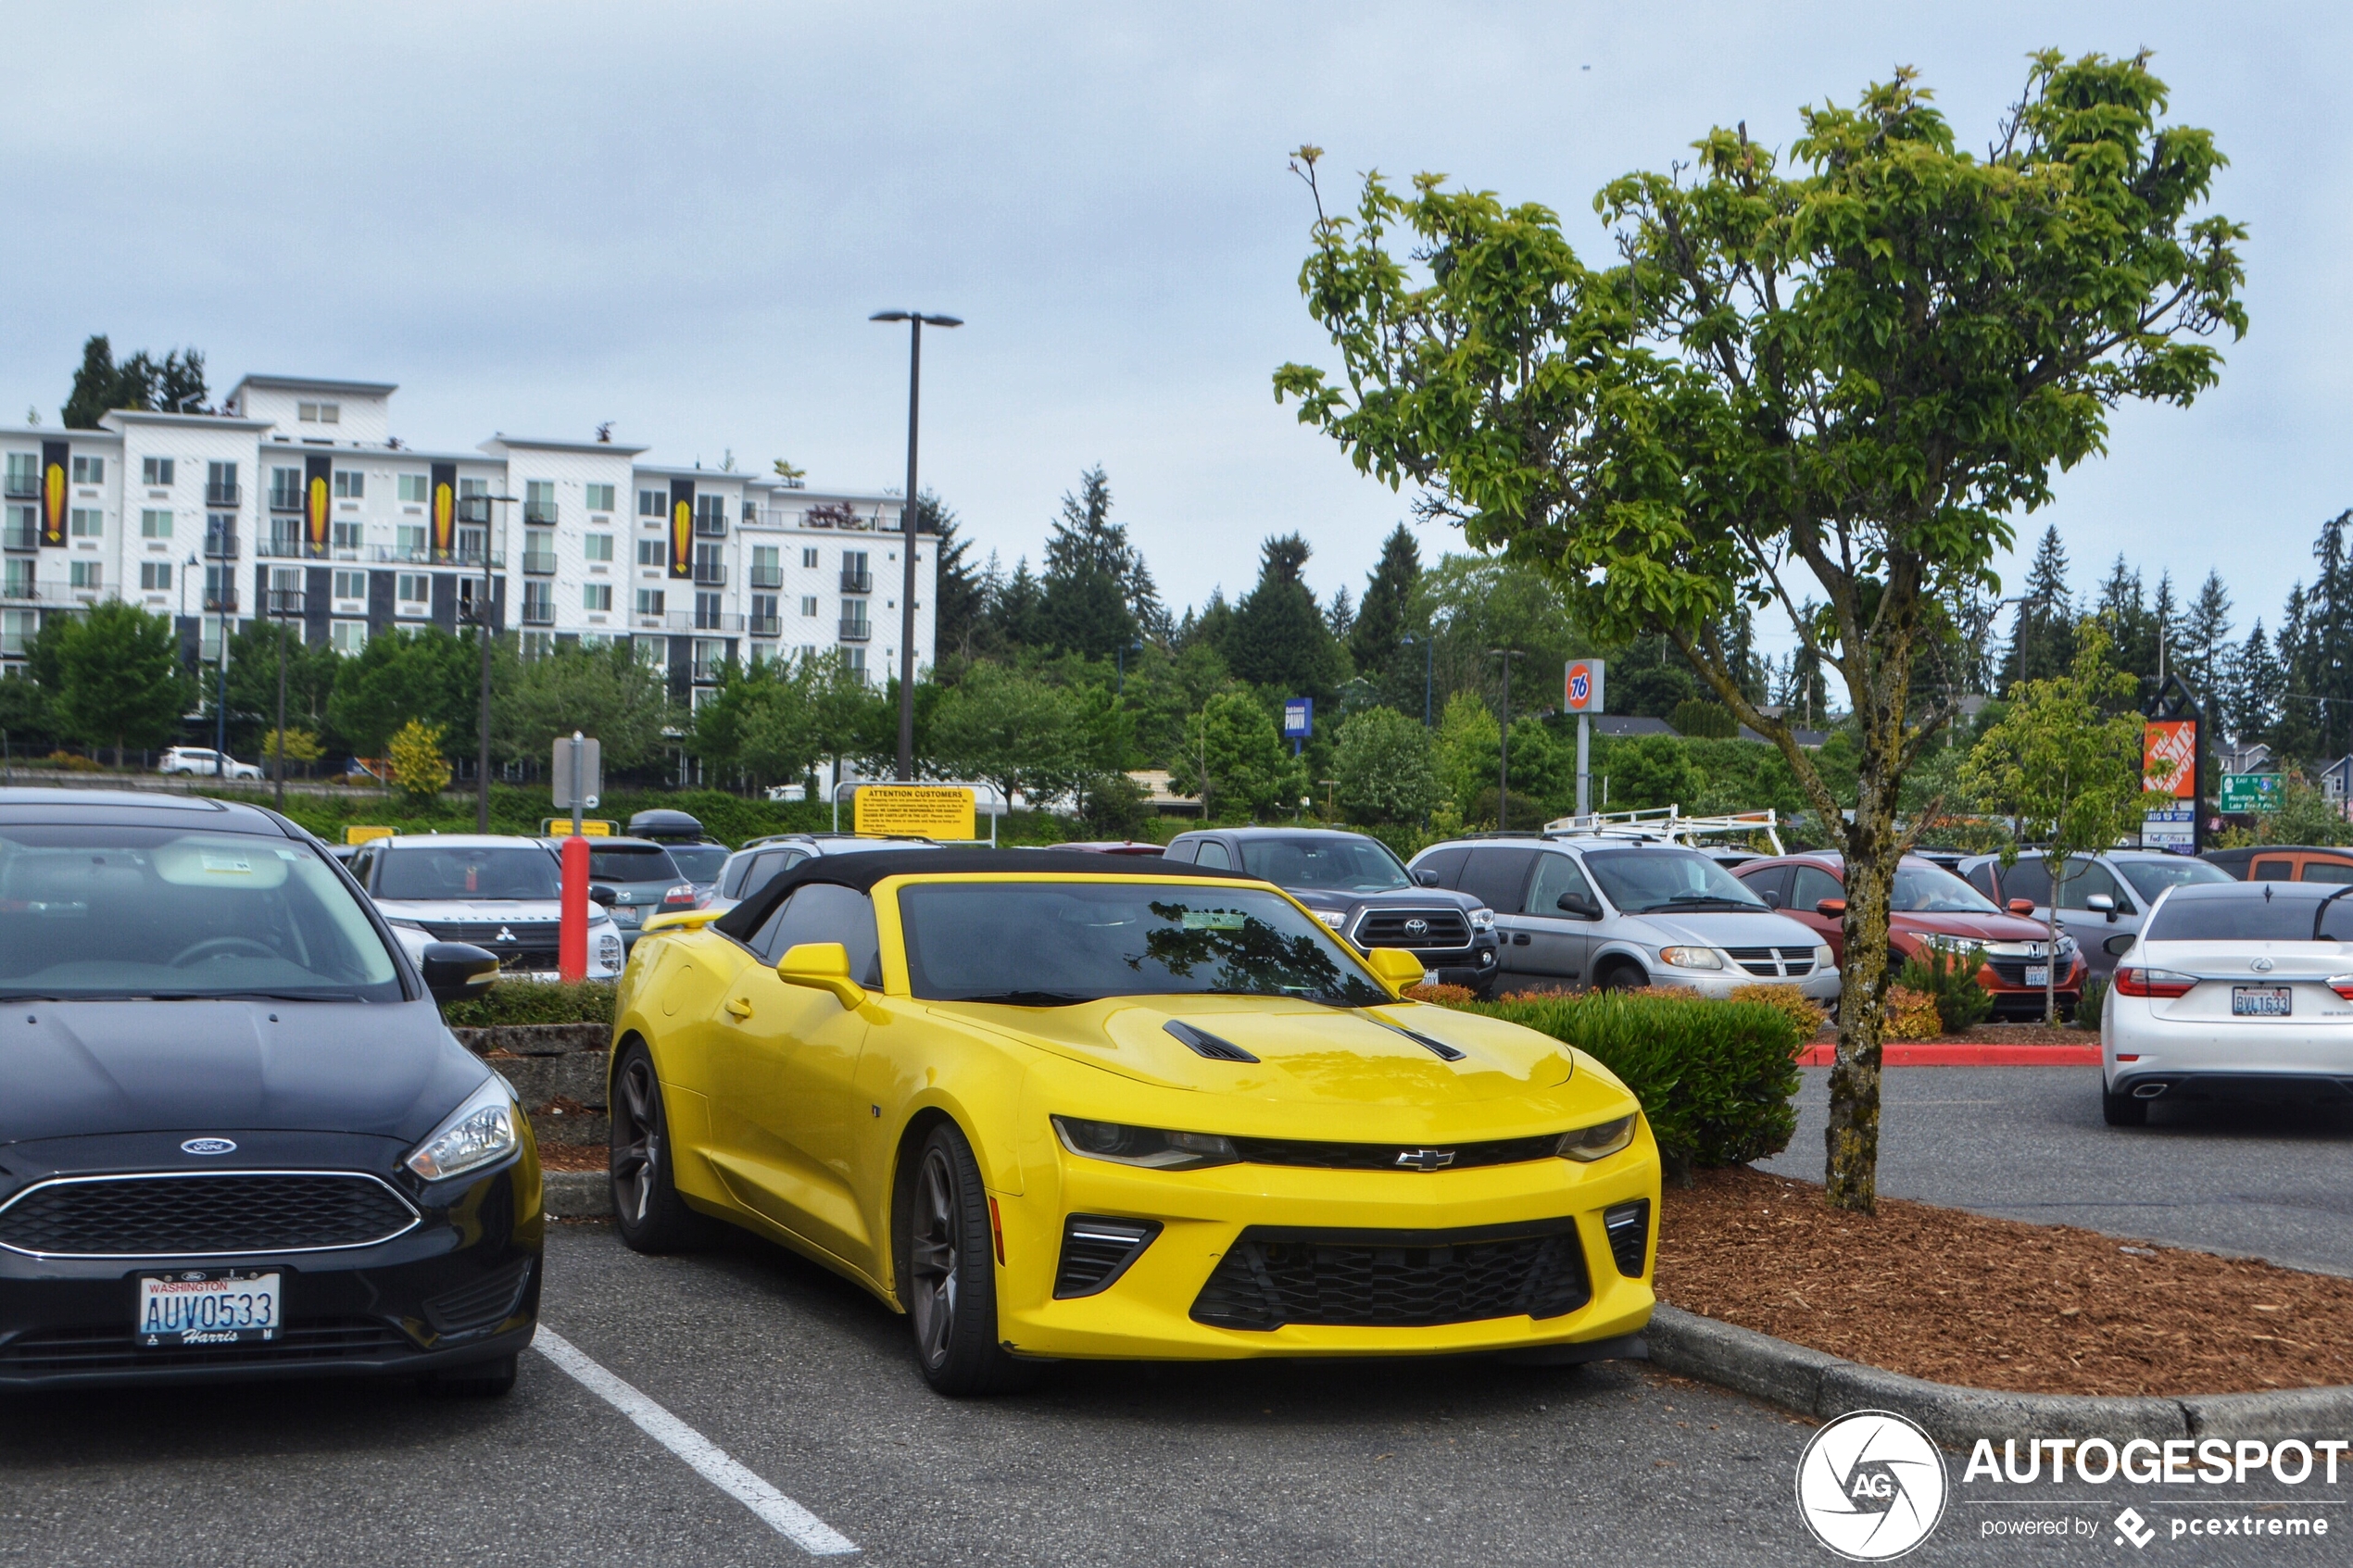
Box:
438 979 616 1030
1441 990 1801 1172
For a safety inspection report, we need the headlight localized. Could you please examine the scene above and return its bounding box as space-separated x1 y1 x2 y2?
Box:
1314 909 1347 930
2056 935 2079 959
404 1074 522 1181
1657 946 1723 971
1051 1116 1238 1171
1469 907 1496 931
596 931 624 969
1915 935 1981 958
1813 946 1834 969
1555 1114 1637 1162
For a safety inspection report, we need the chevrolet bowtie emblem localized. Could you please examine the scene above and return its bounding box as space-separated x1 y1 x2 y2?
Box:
1395 1148 1455 1171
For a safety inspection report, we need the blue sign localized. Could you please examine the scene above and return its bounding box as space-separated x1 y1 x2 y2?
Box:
1281 697 1314 738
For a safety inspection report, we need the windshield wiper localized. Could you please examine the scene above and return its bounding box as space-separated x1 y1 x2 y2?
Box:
950 989 1096 1007
141 991 371 1004
1657 895 1764 910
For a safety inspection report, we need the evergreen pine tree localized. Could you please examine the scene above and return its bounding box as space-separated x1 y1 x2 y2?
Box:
1346 523 1424 709
61 335 119 429
2183 571 2233 705
1226 533 1349 705
2004 525 2077 688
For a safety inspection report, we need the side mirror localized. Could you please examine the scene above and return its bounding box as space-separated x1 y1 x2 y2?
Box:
2103 932 2136 958
1815 897 1847 918
589 884 618 907
1760 889 1783 909
777 941 866 1010
1555 893 1601 920
1365 947 1427 994
2085 893 2119 922
1414 868 1442 887
2007 897 2036 917
422 942 501 1005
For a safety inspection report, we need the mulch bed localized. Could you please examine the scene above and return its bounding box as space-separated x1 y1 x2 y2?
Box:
1659 1165 2353 1397
1807 1022 2088 1047
536 1140 608 1173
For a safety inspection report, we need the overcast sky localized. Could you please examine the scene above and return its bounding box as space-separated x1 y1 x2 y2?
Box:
6 3 2343 656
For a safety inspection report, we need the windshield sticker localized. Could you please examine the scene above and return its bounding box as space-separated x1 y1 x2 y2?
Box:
1181 910 1249 931
199 853 255 876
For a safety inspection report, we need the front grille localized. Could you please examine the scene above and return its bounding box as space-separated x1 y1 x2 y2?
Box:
1227 1135 1560 1172
1190 1219 1592 1330
1724 945 1815 978
1352 909 1473 950
421 920 560 971
423 1257 536 1336
1052 1215 1162 1298
0 1318 413 1376
1986 958 2066 986
0 1173 420 1258
1603 1199 1650 1277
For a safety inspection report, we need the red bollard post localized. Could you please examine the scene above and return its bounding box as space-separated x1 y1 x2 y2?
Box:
559 834 590 982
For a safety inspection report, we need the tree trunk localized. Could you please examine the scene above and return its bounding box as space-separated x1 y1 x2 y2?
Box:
1828 762 1900 1215
2045 901 2060 1025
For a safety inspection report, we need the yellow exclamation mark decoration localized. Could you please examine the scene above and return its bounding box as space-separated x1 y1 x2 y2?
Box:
434 483 453 557
44 463 63 543
308 475 329 549
673 498 691 576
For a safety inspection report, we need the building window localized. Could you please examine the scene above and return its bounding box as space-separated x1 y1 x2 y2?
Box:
207 461 238 505
141 508 173 539
334 470 364 498
524 582 556 623
841 600 869 636
751 593 779 634
585 483 616 514
585 533 613 562
397 473 430 504
750 545 780 587
800 596 818 618
143 457 175 486
271 467 303 509
395 524 427 559
396 572 429 605
525 480 557 524
333 570 367 601
140 561 172 591
583 583 613 612
70 508 103 537
332 520 362 551
801 546 818 569
636 538 666 569
72 456 104 483
5 453 36 493
203 565 233 613
4 558 31 598
635 588 665 617
69 560 101 590
297 401 340 424
693 495 727 534
2 609 35 658
332 621 367 655
845 646 866 680
638 488 665 517
204 514 234 556
520 631 554 660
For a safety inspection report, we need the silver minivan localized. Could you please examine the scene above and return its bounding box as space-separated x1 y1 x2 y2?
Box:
1408 835 1841 1002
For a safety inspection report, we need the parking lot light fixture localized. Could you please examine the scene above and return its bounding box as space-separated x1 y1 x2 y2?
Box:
871 309 962 781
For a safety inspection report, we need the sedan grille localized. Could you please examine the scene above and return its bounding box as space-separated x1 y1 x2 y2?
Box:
1987 958 2065 986
0 1173 420 1259
1352 909 1472 950
0 1318 414 1376
1227 1135 1559 1172
1723 945 1815 978
1190 1219 1592 1330
419 920 560 972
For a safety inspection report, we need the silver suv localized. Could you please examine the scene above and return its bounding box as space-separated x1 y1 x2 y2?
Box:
1408 835 1841 1002
709 833 942 913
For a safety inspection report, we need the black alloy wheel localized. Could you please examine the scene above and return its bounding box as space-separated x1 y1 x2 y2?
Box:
610 1043 721 1252
898 1122 1037 1396
419 1352 518 1398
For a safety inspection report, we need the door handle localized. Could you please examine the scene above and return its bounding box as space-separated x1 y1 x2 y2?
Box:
724 996 753 1019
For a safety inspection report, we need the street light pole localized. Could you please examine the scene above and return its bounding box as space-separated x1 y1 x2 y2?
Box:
1488 647 1525 828
872 309 962 782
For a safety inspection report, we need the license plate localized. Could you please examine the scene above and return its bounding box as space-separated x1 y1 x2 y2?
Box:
138 1269 281 1347
2024 966 2049 987
612 906 640 926
2233 985 2292 1017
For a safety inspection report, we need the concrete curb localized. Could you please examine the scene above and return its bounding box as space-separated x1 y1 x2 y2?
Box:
543 1169 614 1219
1647 1304 2353 1445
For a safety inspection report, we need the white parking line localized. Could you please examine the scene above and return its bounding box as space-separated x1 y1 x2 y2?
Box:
535 1329 859 1557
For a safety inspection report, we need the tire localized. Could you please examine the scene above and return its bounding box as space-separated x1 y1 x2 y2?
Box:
610 1042 723 1252
896 1122 1037 1397
419 1352 518 1398
2102 1085 2148 1127
1597 960 1648 993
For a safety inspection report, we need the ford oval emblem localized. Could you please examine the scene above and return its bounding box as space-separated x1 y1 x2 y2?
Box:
181 1137 237 1156
2251 957 2275 972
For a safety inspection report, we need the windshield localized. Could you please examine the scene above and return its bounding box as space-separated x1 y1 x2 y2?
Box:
1581 849 1768 914
376 845 560 900
0 825 401 1001
2145 891 2353 943
588 845 683 884
663 845 729 883
897 882 1390 1007
1235 835 1411 893
2118 858 2232 901
1891 862 2000 914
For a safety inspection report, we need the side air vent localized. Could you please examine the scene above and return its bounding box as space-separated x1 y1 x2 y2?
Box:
1164 1021 1258 1063
1053 1214 1164 1298
1366 1020 1465 1061
1603 1199 1651 1277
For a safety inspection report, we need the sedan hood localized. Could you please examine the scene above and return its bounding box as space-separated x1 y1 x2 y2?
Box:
1897 910 2053 944
931 994 1572 1107
1620 909 1823 948
377 897 563 922
0 1000 489 1148
1286 887 1479 912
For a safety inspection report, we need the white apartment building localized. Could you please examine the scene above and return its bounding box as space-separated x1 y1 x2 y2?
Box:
0 373 933 709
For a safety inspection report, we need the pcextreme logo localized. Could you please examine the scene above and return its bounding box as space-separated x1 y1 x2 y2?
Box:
1796 1410 1950 1561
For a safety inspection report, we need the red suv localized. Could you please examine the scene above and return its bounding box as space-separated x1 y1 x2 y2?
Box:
1732 852 2085 1020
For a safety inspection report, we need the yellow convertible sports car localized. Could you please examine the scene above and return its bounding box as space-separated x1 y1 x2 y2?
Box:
610 848 1659 1394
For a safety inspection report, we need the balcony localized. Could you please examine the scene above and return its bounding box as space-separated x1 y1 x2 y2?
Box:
204 589 239 615
694 512 727 538
668 610 743 633
3 521 39 552
522 599 556 626
204 531 239 560
522 550 558 576
3 470 41 500
693 561 727 587
2 575 34 600
839 569 873 595
269 488 304 512
748 614 782 638
524 503 559 526
267 589 306 616
838 618 871 643
256 535 314 559
206 483 242 508
749 564 782 589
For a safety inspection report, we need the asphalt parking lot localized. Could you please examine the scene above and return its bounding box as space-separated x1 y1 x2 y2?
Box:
1761 1065 2353 1276
5 1216 2347 1568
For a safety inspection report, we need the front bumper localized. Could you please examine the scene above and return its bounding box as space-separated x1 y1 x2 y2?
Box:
0 1148 543 1389
1413 935 1502 991
988 1126 1659 1361
1647 964 1842 1004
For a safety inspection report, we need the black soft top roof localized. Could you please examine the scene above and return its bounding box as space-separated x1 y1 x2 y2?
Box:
714 847 1250 944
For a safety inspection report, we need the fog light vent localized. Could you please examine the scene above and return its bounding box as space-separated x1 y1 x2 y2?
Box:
1053 1214 1163 1298
1602 1199 1650 1278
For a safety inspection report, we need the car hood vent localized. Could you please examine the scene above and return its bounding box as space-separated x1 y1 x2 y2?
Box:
1164 1021 1259 1063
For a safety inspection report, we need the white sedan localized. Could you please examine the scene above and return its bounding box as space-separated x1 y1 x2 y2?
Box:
2100 879 2353 1125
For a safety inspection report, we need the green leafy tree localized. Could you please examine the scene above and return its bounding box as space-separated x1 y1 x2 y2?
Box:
1964 622 2173 1022
2254 774 2353 847
222 621 338 755
1433 690 1500 823
46 602 193 764
387 719 452 802
61 336 206 427
1169 690 1302 820
1412 554 1582 718
1332 705 1441 823
325 627 477 757
494 638 673 771
1275 54 2246 1210
927 661 1091 809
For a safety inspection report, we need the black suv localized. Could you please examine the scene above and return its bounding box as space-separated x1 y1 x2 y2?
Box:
1161 826 1502 994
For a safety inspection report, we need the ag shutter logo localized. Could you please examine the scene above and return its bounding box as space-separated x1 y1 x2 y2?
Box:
1796 1410 1949 1560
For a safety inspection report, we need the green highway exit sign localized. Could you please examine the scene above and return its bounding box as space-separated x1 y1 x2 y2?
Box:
2221 773 2282 813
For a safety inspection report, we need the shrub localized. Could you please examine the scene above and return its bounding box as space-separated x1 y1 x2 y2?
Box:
438 979 616 1030
2073 975 2108 1032
44 750 104 772
1729 984 1828 1039
1432 989 1801 1171
1896 943 1994 1034
1668 698 1739 739
1881 985 1944 1041
387 719 451 801
1403 981 1478 1005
